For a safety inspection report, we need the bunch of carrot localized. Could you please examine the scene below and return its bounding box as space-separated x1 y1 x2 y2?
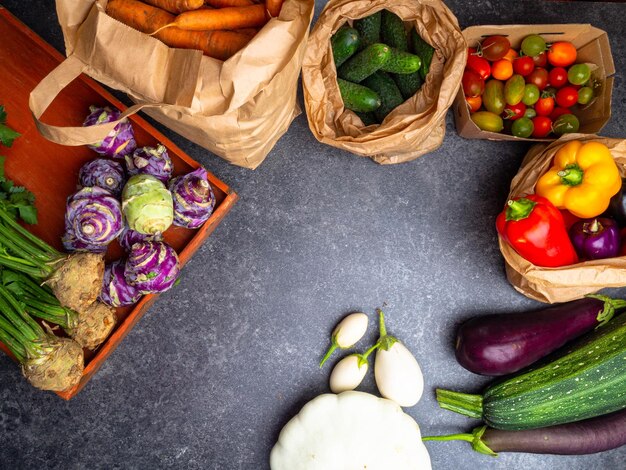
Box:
106 0 285 61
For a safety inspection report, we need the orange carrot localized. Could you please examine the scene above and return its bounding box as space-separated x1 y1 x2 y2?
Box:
140 0 205 14
107 0 251 59
204 0 254 7
168 4 268 31
266 0 284 18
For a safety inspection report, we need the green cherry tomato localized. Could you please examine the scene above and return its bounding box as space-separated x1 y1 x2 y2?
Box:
522 83 540 106
577 86 594 105
511 117 534 138
553 113 580 135
504 74 526 105
483 80 506 114
567 63 591 85
524 107 537 119
471 111 504 132
521 34 546 57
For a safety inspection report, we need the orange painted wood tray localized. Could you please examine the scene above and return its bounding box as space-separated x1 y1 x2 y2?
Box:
0 6 238 399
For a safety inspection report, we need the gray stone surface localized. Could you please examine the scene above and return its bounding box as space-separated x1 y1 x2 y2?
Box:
1 0 625 468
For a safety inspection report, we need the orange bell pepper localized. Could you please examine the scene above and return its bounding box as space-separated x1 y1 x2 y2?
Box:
535 140 621 219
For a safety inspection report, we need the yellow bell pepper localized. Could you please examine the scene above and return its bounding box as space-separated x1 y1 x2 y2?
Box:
535 140 622 219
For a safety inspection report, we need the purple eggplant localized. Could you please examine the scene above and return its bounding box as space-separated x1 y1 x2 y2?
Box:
455 295 626 376
99 260 142 307
83 105 136 159
124 241 180 294
125 144 173 184
569 217 620 260
423 407 626 456
118 226 163 252
78 158 126 196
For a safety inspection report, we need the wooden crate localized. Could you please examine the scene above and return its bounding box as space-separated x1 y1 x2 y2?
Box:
0 6 238 399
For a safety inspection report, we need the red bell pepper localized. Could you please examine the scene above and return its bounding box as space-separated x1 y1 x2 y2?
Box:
496 194 578 267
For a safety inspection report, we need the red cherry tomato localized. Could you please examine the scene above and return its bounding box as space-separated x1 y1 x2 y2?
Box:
466 95 482 113
512 56 535 77
548 67 568 88
555 86 579 108
481 35 511 61
532 51 547 68
502 102 527 120
549 107 572 121
532 116 553 138
466 54 491 80
463 69 485 98
526 67 549 90
535 96 555 116
548 41 577 67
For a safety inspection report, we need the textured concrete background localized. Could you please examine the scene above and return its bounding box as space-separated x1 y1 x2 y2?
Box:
0 0 625 468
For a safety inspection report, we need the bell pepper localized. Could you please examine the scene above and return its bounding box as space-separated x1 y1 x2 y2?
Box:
535 140 622 219
569 217 620 260
496 194 578 267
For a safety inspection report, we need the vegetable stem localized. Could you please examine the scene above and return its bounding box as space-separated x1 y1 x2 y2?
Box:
435 389 484 420
319 342 338 368
376 309 398 351
587 294 626 327
422 425 497 456
0 209 60 257
504 198 536 222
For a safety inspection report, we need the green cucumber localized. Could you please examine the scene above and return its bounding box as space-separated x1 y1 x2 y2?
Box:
410 28 435 80
392 71 423 99
337 43 390 83
331 27 361 68
436 311 626 431
380 48 421 74
354 11 381 50
362 71 404 122
355 111 378 126
380 10 408 51
337 78 381 113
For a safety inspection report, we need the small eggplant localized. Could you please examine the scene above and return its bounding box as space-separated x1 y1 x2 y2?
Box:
319 312 368 367
569 217 620 260
329 354 368 393
423 407 626 456
455 295 626 376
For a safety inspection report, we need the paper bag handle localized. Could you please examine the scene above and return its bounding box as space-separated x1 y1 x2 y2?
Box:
29 55 155 146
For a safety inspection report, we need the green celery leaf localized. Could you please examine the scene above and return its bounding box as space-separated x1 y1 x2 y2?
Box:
0 124 21 147
17 205 37 225
0 105 6 124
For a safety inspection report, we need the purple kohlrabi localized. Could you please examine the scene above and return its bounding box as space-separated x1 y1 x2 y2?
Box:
124 241 180 294
169 167 215 229
64 186 124 250
118 225 163 252
78 158 126 197
83 105 136 159
125 144 173 184
99 260 142 307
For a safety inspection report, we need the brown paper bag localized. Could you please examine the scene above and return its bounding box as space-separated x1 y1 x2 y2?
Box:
31 0 314 169
500 133 626 304
301 0 467 164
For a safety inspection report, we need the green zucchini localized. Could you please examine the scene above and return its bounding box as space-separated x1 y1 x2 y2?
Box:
380 49 421 74
436 312 626 431
410 28 434 80
362 71 404 122
380 10 408 51
331 27 361 68
337 78 381 113
337 43 390 83
354 12 381 50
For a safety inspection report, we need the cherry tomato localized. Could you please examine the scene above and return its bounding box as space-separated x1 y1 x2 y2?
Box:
471 111 504 132
553 113 580 134
466 54 491 80
549 107 572 121
555 86 578 108
532 116 553 138
567 63 591 85
526 67 549 90
502 48 519 62
492 59 513 80
502 102 526 120
522 84 540 106
577 86 594 105
535 96 555 116
511 117 534 138
466 95 482 112
520 34 546 57
463 69 484 97
513 56 535 77
548 41 577 67
532 51 547 67
524 107 537 119
548 67 568 88
481 35 511 61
